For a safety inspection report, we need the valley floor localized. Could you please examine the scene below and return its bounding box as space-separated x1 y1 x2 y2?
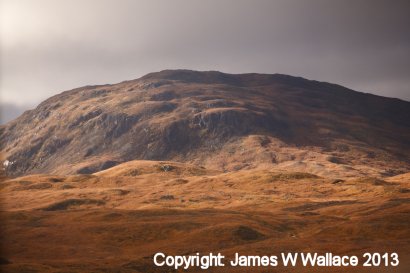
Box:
1 160 409 272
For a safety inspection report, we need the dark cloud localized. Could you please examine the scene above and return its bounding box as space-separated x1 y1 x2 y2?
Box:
1 0 409 118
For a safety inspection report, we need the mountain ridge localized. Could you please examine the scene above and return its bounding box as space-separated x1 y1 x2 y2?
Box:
1 70 409 177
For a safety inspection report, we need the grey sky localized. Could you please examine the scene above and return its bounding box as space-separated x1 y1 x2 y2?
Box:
1 0 409 123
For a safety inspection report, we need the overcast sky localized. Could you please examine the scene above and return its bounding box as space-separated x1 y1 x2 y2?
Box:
1 0 409 123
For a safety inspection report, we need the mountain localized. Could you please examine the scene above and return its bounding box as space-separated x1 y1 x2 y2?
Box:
1 70 410 272
1 69 410 177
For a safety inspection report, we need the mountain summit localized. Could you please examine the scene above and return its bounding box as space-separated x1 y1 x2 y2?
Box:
1 70 409 177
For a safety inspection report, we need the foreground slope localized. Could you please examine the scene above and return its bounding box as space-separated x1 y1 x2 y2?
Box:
1 161 409 272
1 70 410 177
2 160 409 212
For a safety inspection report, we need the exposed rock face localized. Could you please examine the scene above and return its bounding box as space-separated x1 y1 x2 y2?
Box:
1 70 410 177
